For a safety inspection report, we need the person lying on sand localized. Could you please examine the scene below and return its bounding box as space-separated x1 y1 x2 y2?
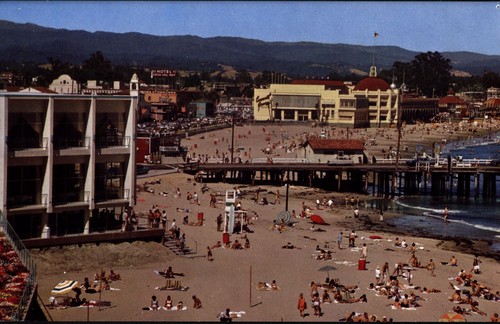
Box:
281 242 301 249
211 241 222 249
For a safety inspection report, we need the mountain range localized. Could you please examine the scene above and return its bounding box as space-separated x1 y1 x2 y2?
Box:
1 20 499 77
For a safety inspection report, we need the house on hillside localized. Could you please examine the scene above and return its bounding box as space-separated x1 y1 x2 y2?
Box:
301 138 366 164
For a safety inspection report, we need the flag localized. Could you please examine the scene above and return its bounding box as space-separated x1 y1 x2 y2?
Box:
374 32 379 38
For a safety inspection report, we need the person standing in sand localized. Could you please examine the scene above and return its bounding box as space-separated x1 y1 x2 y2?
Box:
361 243 367 259
337 231 343 249
297 293 306 318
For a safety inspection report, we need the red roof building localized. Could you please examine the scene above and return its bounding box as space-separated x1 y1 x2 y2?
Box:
354 77 390 91
302 138 366 164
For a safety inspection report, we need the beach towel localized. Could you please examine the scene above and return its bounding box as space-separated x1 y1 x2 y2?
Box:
391 306 417 310
256 282 280 291
155 279 189 291
163 306 187 311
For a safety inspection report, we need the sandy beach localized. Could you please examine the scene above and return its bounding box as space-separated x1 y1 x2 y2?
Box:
32 121 499 322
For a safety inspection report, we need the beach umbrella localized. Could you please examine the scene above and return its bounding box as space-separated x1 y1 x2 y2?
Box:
51 280 78 295
438 313 466 322
318 265 337 278
310 214 326 225
274 210 291 225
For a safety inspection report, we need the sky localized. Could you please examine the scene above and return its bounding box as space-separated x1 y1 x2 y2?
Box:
1 1 499 55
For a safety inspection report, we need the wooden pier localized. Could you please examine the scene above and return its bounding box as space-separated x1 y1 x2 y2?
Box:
183 162 499 199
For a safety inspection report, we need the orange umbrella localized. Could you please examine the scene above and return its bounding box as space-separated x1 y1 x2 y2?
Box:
438 313 466 322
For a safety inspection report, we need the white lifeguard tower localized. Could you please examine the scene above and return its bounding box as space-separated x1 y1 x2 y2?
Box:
223 190 236 244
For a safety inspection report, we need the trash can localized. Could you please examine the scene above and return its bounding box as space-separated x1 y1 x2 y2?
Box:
198 212 204 221
223 233 230 244
358 258 366 271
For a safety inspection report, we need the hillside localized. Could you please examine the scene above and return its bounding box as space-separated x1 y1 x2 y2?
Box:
1 20 499 76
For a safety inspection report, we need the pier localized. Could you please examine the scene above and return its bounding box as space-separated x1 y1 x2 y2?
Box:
183 162 499 199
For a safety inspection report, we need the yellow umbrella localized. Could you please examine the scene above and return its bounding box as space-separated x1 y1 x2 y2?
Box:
51 280 78 295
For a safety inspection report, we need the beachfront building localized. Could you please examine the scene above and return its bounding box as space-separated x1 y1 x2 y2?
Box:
0 74 139 239
301 138 367 164
438 90 468 117
48 74 80 94
252 65 399 128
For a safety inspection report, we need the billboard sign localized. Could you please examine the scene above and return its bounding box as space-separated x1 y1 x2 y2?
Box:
151 69 177 78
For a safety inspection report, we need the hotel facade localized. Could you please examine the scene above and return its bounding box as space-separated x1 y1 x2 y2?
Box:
0 75 139 239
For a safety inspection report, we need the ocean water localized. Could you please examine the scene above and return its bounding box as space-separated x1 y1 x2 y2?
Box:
379 136 500 252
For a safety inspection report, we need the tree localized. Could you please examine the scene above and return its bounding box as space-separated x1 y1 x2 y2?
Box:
481 71 500 89
80 51 113 82
410 51 452 98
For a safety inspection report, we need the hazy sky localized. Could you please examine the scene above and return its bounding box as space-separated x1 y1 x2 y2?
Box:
1 1 499 55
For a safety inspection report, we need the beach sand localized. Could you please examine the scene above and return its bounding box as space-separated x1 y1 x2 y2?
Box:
32 121 499 322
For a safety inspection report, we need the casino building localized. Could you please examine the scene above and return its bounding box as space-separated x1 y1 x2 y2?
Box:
253 66 400 128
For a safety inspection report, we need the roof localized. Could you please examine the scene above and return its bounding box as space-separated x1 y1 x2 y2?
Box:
290 79 344 87
354 77 390 91
485 98 500 108
438 95 467 105
305 138 365 151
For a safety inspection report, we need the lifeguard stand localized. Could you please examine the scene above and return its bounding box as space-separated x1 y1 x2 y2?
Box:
223 190 236 244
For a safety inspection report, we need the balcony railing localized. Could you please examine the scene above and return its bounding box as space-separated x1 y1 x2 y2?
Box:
8 137 48 151
52 191 90 205
7 194 47 209
95 188 129 202
53 136 91 149
95 134 130 148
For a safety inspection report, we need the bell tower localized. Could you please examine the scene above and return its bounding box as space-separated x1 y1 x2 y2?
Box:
130 73 139 97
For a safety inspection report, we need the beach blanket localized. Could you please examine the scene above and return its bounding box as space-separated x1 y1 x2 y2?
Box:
162 306 188 311
79 300 112 308
335 261 357 267
391 306 417 310
155 279 189 291
256 282 280 291
154 270 184 278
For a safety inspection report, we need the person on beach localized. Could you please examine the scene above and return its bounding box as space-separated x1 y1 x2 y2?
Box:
348 230 356 247
275 190 280 204
337 231 343 249
216 214 223 232
297 293 306 318
375 266 381 285
150 295 160 311
444 206 449 223
192 295 202 309
164 295 173 310
361 243 367 259
450 255 458 266
207 246 213 261
491 313 499 322
427 259 436 276
382 262 390 284
472 255 481 274
219 308 232 322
